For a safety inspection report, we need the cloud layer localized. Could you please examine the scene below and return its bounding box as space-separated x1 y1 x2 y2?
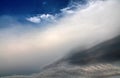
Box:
0 0 120 76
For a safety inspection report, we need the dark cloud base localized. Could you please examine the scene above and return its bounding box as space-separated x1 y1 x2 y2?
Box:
36 35 120 78
67 35 120 65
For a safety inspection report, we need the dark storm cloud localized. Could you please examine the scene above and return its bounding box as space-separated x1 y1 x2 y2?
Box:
2 36 120 78
67 35 120 65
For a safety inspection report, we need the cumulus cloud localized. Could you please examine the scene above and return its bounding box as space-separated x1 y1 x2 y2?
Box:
26 16 41 23
26 14 56 23
0 0 120 76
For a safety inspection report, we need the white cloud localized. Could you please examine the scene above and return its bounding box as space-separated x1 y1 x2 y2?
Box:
61 7 75 14
40 14 54 19
26 16 41 23
26 14 56 23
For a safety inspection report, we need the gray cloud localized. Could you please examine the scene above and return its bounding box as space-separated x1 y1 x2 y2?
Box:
67 35 120 65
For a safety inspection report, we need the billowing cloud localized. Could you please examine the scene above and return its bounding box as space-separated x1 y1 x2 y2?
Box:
26 16 41 23
26 14 56 23
0 0 120 77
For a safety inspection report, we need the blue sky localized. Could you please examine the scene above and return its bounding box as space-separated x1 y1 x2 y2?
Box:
0 0 69 28
0 0 87 16
0 0 87 28
0 0 71 28
0 0 69 15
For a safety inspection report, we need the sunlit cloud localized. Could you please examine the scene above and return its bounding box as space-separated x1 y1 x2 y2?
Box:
26 16 41 23
26 14 56 23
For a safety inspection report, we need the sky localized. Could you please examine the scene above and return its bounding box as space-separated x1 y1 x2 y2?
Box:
0 0 120 77
0 0 87 28
0 0 69 15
